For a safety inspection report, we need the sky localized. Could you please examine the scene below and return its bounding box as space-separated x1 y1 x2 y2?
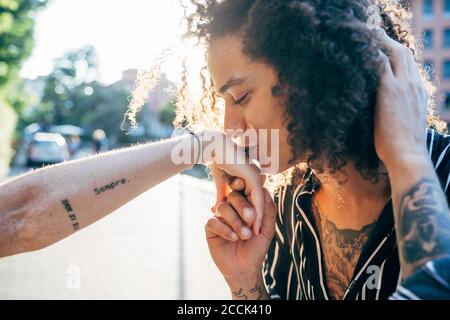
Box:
20 0 191 85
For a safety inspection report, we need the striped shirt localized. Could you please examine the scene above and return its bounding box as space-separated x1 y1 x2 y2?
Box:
263 128 450 300
390 255 450 300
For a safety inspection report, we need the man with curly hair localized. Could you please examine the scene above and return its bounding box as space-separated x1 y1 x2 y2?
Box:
2 0 450 301
176 0 450 300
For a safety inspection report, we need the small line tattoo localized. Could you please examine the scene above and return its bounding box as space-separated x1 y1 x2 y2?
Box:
94 178 129 195
61 199 81 232
232 288 248 300
232 284 265 300
62 199 73 212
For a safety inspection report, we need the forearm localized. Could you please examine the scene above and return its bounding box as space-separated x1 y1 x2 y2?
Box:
386 154 450 278
0 134 196 257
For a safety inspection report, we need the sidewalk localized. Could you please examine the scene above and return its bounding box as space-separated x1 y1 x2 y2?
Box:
0 174 230 299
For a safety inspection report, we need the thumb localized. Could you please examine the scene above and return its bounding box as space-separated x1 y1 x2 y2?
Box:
218 162 265 234
247 174 266 235
260 188 277 240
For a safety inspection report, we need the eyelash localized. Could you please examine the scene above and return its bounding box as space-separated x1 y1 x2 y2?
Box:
233 93 249 106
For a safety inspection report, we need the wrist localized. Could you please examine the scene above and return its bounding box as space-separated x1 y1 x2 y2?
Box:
225 272 268 300
385 153 436 193
383 150 430 174
198 129 225 164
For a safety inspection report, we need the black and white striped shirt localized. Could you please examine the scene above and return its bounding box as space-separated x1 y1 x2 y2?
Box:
263 128 450 300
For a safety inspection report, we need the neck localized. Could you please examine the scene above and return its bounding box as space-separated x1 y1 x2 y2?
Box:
313 162 391 230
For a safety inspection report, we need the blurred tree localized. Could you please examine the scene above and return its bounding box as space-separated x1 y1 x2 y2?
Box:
39 45 100 124
0 0 47 176
25 46 135 145
159 99 176 127
0 0 47 112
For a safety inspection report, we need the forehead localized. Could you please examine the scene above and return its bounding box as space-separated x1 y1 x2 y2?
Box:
207 35 253 89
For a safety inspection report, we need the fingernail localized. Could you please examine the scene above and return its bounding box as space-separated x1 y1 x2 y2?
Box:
230 232 239 241
211 206 216 213
243 208 255 220
241 227 252 238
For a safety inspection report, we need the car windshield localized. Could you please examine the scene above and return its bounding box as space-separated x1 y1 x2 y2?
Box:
33 141 63 153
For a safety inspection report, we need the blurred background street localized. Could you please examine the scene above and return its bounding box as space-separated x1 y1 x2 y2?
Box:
0 173 230 299
3 0 450 300
0 0 224 300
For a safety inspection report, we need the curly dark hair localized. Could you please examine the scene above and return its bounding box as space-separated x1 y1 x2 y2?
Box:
126 0 444 184
173 0 444 183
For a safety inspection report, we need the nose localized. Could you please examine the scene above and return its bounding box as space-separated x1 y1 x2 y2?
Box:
223 104 247 139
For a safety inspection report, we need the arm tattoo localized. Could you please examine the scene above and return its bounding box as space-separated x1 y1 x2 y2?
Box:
61 199 80 231
232 284 266 300
94 178 129 195
232 288 248 300
397 177 450 269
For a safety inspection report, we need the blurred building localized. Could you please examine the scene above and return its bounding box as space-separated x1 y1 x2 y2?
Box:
408 0 450 122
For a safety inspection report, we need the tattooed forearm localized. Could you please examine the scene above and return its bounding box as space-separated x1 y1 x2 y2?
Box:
61 199 80 231
232 284 267 300
397 177 450 270
94 178 129 195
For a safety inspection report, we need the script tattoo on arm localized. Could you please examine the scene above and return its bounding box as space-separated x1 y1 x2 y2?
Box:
94 178 130 195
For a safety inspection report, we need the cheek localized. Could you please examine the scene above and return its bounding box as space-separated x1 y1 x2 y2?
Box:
246 95 284 130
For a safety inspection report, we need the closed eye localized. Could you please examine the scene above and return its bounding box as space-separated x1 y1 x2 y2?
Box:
233 93 249 105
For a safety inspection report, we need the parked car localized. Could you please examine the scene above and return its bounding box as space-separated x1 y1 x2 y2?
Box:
26 132 70 167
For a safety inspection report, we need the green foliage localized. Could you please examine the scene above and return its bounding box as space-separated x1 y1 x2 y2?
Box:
0 102 17 176
159 99 176 127
0 0 47 175
0 0 47 95
24 46 133 143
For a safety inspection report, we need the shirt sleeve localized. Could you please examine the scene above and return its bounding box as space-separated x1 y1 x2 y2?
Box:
263 187 293 300
427 129 450 198
389 255 450 300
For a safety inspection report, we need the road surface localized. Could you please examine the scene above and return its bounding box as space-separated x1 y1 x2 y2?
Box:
0 174 230 299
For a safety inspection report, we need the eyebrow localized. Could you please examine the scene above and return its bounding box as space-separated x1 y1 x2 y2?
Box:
218 76 248 95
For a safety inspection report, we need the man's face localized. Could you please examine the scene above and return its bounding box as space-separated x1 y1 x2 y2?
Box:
207 34 293 174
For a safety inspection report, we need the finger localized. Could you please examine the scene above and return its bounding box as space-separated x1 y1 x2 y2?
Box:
246 180 265 235
228 190 256 224
216 201 253 240
210 165 233 212
374 28 411 78
230 177 245 191
260 188 278 240
215 135 265 234
220 163 265 235
230 174 265 194
205 217 239 242
377 50 395 79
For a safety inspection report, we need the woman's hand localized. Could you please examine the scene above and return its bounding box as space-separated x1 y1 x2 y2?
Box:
373 30 430 168
200 129 266 234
